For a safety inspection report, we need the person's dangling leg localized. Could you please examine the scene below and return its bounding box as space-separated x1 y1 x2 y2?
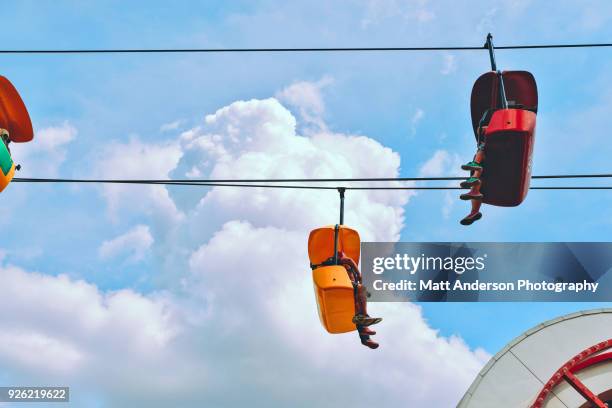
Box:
461 143 485 172
353 284 379 349
460 166 484 201
460 140 486 225
461 146 486 188
461 199 483 225
360 326 376 336
351 283 382 327
339 252 382 349
461 140 485 200
358 326 379 349
340 254 382 327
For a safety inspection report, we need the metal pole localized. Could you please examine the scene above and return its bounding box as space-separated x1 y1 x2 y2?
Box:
338 187 346 225
486 33 497 71
486 33 508 109
333 188 346 265
497 71 508 109
333 224 339 265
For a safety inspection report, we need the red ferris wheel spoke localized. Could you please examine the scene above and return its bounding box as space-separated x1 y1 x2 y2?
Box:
531 339 612 408
563 369 607 408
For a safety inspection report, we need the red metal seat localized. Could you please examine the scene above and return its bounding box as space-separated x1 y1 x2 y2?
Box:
0 76 33 143
470 71 538 206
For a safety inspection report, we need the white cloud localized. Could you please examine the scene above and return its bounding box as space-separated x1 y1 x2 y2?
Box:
276 76 333 130
98 225 154 262
361 0 435 27
419 149 464 218
442 190 455 219
0 215 488 406
92 137 184 228
476 8 498 33
411 108 425 135
17 94 488 406
441 54 457 75
11 121 76 177
186 220 489 407
174 97 411 241
578 6 611 30
160 120 184 132
34 123 76 151
419 149 451 177
0 264 199 406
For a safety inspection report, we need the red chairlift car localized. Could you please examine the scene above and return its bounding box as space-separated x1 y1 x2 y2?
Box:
0 76 33 192
469 34 538 207
0 76 34 144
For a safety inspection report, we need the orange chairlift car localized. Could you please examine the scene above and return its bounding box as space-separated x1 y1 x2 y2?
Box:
308 188 382 349
460 34 538 224
0 75 34 192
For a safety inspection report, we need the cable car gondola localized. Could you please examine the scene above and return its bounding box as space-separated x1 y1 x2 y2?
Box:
460 34 538 225
308 188 382 349
0 75 34 192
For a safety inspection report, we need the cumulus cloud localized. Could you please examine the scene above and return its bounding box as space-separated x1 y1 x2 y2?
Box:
0 217 488 406
94 90 409 242
186 220 489 407
419 149 453 177
0 264 204 406
10 121 76 177
276 76 333 130
92 137 184 228
98 225 154 262
173 97 411 241
4 94 487 406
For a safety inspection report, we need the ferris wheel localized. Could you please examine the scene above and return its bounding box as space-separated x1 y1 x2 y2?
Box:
459 309 612 408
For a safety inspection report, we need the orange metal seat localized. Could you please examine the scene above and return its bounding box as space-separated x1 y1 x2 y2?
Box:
308 225 360 266
312 265 355 333
308 225 361 334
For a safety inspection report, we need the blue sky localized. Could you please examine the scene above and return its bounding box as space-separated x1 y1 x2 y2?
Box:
0 1 612 406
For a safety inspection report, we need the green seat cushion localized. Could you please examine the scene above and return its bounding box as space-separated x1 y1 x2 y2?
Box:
0 143 13 176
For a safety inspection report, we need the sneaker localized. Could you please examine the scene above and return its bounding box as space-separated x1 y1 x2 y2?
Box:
361 338 380 349
460 177 481 189
460 212 482 226
461 161 483 171
353 315 383 327
460 191 483 201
